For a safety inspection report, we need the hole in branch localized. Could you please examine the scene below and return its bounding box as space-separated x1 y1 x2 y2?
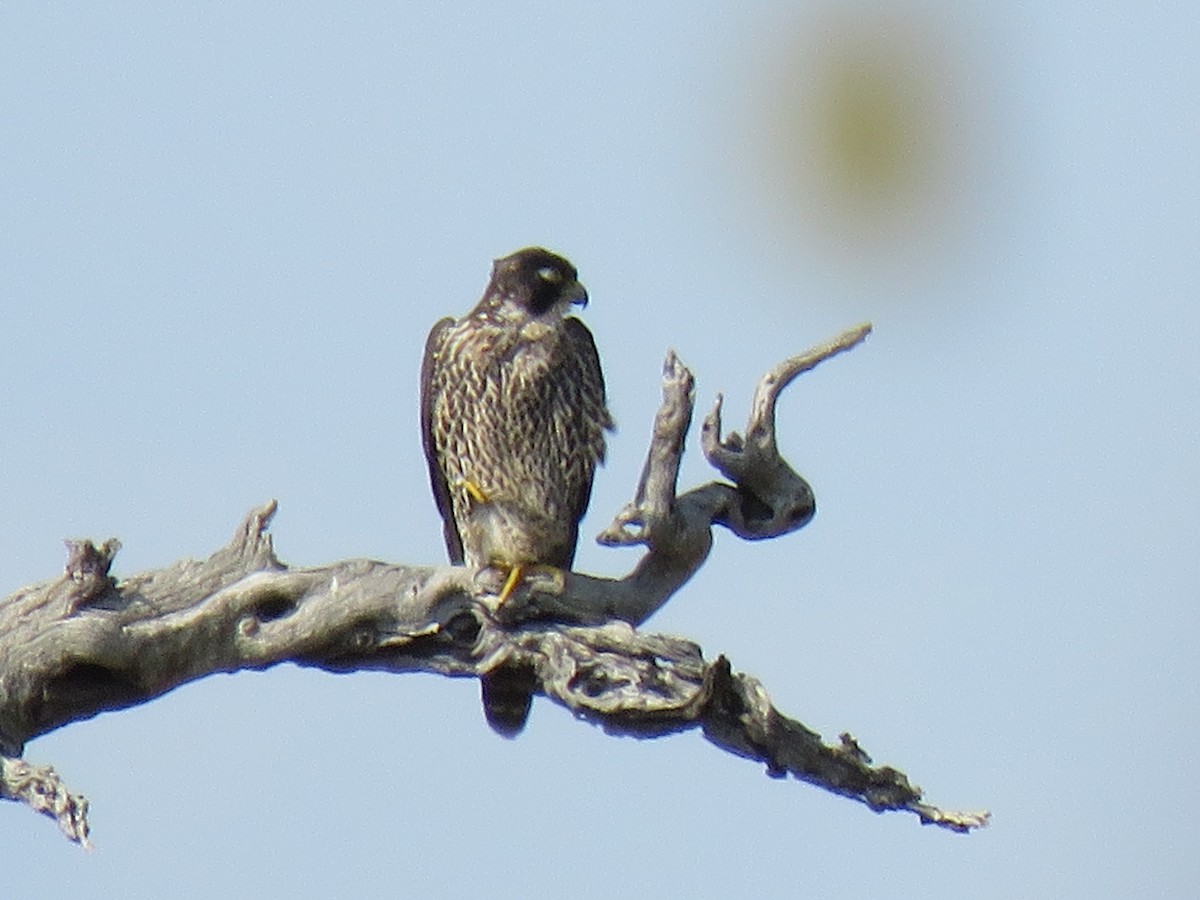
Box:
252 591 296 622
444 611 482 645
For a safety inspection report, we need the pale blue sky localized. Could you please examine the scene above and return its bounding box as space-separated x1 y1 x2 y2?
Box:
3 2 1198 898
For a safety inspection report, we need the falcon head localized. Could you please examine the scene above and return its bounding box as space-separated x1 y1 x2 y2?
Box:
484 247 588 319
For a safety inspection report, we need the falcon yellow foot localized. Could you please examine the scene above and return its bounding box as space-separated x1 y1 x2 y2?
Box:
455 477 490 504
497 563 525 605
493 563 567 607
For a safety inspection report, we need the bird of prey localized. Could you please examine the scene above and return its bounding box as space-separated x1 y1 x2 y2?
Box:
420 247 612 736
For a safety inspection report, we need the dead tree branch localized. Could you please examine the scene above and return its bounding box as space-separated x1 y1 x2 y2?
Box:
0 323 989 844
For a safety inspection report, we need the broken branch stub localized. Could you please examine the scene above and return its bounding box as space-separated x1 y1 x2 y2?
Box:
702 322 872 540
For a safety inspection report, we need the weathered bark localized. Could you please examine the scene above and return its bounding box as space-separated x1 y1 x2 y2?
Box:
0 324 989 846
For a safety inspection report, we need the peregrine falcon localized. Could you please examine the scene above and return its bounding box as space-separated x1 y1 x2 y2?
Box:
420 247 612 736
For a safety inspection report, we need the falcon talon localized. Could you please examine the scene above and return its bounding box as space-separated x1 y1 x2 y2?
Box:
469 566 506 597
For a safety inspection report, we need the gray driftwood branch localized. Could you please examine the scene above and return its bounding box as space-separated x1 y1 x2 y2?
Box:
0 323 989 846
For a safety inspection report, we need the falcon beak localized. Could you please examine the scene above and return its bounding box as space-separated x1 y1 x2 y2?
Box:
564 278 589 309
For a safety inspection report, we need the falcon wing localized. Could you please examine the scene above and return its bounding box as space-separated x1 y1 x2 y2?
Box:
419 316 465 564
560 315 612 564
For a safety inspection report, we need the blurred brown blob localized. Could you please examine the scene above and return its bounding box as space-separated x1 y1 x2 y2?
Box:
737 3 989 286
809 39 935 200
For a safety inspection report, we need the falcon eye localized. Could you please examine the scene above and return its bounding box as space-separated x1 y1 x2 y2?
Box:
536 266 563 284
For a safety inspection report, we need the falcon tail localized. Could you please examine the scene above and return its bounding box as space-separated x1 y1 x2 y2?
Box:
480 667 538 738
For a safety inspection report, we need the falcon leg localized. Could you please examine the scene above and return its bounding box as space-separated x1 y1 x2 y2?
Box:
455 477 491 504
490 563 565 608
496 563 525 605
